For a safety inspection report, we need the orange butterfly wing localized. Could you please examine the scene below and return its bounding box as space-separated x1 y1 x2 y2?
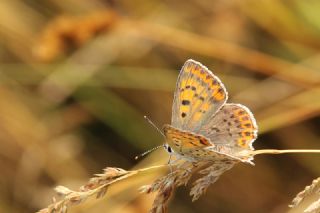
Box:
171 59 228 133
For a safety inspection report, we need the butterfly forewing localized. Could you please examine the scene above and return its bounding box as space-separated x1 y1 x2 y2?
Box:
163 124 211 153
171 59 228 133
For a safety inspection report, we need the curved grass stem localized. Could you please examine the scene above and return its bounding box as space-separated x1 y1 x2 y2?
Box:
250 149 320 156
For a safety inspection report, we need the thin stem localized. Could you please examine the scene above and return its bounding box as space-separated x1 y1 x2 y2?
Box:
249 149 320 156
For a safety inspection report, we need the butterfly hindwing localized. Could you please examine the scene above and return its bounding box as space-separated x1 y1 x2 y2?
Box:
199 103 258 153
172 59 228 133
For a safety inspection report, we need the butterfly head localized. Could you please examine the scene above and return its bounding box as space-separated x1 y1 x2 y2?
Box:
162 124 173 153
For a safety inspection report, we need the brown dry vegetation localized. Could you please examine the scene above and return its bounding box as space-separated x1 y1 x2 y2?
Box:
0 0 320 213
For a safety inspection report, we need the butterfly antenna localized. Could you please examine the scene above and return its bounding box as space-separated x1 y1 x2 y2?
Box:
144 115 165 138
134 115 167 160
135 145 164 160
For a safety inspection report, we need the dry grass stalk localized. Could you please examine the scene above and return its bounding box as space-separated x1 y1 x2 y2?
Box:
141 161 201 193
38 149 320 213
38 158 237 213
147 179 175 213
140 159 240 212
190 160 237 201
141 161 200 213
304 199 320 213
37 165 166 213
290 177 320 212
240 149 320 158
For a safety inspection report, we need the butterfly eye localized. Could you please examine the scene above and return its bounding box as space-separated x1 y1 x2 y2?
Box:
164 144 173 153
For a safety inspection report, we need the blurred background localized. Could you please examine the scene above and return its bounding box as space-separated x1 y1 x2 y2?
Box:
0 0 320 212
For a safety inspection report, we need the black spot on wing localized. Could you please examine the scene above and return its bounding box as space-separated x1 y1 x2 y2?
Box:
182 100 190 105
210 127 220 133
199 138 207 145
244 123 252 127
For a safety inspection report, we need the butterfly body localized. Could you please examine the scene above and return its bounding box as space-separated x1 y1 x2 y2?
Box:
163 124 243 163
165 59 258 164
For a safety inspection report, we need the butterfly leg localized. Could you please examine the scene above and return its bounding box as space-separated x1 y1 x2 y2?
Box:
168 154 173 172
167 154 187 174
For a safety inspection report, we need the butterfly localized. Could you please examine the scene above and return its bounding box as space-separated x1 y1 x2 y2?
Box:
163 59 258 165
